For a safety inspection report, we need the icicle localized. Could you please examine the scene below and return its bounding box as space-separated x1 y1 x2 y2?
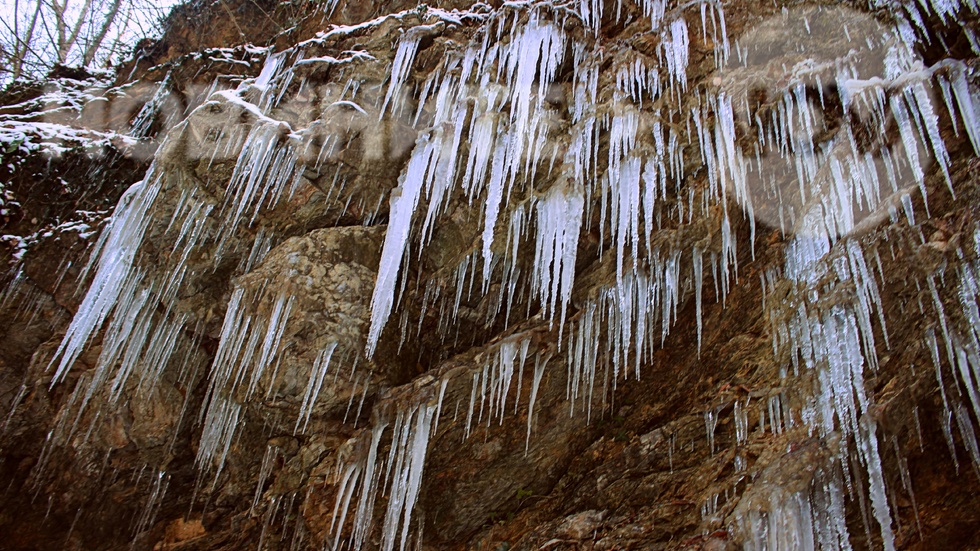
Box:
620 157 643 284
465 371 479 440
295 343 339 434
213 119 304 257
949 65 980 155
367 135 435 357
132 470 170 538
196 395 241 485
694 246 704 355
379 404 437 551
49 175 163 385
532 184 584 338
494 340 520 423
704 408 717 455
526 352 551 454
481 136 510 285
332 389 444 551
380 32 423 118
661 18 690 93
252 444 280 514
130 73 176 139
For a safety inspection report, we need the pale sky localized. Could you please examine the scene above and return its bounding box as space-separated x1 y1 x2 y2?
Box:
0 0 183 79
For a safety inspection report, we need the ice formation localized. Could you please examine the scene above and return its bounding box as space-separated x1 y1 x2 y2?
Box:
15 0 980 548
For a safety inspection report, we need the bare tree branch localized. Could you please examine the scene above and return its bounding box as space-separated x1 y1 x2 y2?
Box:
82 0 122 65
64 0 97 62
1 0 168 83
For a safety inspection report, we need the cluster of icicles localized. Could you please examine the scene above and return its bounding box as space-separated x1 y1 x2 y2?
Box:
16 0 980 547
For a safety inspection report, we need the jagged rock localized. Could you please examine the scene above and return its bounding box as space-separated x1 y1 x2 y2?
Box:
229 226 388 426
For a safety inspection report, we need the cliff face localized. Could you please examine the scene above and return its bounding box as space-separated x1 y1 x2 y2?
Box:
3 0 980 549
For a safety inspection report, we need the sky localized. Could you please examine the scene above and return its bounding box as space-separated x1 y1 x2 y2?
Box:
0 0 183 80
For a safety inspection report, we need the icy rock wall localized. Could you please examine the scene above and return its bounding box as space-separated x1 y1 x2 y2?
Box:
4 0 980 549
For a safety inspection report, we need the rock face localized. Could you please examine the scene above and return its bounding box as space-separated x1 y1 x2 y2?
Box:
3 0 980 550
